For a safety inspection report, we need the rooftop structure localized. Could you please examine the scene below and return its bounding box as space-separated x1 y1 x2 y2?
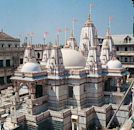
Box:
112 34 134 76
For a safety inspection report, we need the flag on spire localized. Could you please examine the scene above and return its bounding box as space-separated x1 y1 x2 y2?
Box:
27 32 35 37
57 28 62 33
109 16 113 23
44 32 49 38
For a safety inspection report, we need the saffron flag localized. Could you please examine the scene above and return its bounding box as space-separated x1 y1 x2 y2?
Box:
44 32 49 38
57 28 62 33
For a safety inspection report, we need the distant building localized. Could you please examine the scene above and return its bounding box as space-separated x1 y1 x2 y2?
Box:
112 34 134 76
0 31 24 90
98 34 134 77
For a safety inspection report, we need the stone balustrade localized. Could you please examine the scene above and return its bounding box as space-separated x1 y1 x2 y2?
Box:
27 95 48 107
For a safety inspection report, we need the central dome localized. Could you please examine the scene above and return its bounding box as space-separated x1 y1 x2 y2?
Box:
21 62 41 73
107 59 122 69
61 48 86 68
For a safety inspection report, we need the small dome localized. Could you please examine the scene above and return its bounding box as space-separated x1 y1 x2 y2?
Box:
61 48 86 68
21 62 41 73
107 59 122 69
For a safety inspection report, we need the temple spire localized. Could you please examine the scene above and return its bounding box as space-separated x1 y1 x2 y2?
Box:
100 17 116 64
64 30 78 50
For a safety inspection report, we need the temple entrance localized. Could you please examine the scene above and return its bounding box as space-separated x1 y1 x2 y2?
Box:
104 78 116 91
35 85 43 98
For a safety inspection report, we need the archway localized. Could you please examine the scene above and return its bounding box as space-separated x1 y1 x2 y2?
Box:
19 85 29 97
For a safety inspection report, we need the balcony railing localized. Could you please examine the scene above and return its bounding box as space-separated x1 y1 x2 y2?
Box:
122 62 134 65
0 47 24 52
116 51 134 56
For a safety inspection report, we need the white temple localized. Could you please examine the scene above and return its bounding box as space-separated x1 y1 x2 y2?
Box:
0 10 133 130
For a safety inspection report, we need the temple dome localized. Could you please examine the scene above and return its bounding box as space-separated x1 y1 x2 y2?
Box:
21 62 41 73
61 48 86 68
107 59 122 69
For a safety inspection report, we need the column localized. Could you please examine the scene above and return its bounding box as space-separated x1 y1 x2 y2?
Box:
3 59 6 67
4 76 7 84
29 83 36 99
13 81 20 103
116 78 121 92
72 122 79 130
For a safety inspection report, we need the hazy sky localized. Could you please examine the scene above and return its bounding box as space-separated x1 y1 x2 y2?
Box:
0 0 133 44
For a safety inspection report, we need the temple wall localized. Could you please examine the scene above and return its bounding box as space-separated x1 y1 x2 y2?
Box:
86 77 104 107
47 79 68 111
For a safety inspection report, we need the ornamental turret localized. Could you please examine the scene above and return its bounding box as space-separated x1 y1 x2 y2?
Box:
79 14 98 55
23 44 36 64
64 31 78 50
80 33 89 57
85 46 102 74
40 45 51 66
100 27 116 66
46 45 65 77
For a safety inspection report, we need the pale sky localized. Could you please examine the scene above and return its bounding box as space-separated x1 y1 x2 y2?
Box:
0 0 133 44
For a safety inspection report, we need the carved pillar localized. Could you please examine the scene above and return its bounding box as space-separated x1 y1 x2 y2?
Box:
29 82 36 99
13 81 20 103
116 78 121 92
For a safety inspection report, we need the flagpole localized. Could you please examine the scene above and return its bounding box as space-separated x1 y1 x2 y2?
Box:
108 16 111 31
108 16 112 34
43 37 46 44
56 28 62 46
44 32 49 45
64 25 67 44
30 36 32 44
72 18 75 35
57 33 59 46
89 4 92 16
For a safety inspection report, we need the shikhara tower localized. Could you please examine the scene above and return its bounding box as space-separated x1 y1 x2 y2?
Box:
79 13 98 57
100 25 116 66
64 31 78 50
